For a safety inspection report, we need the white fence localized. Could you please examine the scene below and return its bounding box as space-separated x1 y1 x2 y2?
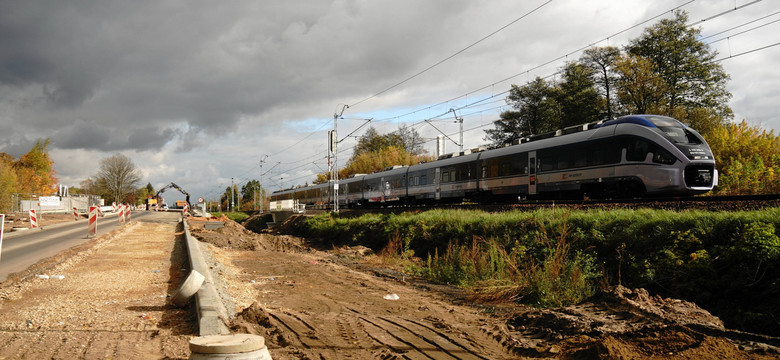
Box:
19 195 104 213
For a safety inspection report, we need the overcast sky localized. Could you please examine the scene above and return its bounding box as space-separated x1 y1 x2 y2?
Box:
1 0 778 202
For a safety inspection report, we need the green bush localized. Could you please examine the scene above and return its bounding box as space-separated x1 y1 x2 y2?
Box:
296 207 780 335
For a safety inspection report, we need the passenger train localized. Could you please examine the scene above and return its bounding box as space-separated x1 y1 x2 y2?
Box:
269 115 718 209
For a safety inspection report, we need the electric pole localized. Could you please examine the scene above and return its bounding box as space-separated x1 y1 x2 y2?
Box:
332 104 349 213
259 155 267 212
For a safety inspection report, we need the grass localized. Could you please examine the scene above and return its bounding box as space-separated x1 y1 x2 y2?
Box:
211 211 251 223
296 207 780 335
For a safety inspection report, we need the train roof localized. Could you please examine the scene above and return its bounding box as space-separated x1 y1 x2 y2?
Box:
271 114 688 194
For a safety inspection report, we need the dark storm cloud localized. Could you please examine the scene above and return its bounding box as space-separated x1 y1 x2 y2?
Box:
51 120 111 150
0 0 475 154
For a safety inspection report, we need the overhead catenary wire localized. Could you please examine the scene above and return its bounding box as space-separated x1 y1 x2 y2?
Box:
210 0 774 198
348 0 554 109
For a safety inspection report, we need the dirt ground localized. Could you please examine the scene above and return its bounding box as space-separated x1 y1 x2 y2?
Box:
188 216 780 360
0 212 194 359
1 211 778 359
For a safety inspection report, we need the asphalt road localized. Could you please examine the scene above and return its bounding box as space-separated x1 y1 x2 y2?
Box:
0 211 156 282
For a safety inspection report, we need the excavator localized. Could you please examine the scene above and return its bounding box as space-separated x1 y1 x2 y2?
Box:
152 182 190 209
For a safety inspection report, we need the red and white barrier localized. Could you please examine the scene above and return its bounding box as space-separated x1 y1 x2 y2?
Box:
126 205 131 222
183 203 190 216
112 202 117 213
88 206 98 237
73 207 79 221
29 209 38 229
118 204 125 225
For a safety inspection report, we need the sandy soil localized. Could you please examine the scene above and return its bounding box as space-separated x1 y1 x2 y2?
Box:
188 216 780 360
0 212 194 359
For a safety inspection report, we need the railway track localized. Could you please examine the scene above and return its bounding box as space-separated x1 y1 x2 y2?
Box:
329 194 780 215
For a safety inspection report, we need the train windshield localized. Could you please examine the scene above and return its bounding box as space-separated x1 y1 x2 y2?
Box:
646 116 698 144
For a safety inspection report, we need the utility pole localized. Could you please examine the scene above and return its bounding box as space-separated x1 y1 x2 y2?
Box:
230 178 234 212
451 108 464 153
331 104 349 213
259 155 267 212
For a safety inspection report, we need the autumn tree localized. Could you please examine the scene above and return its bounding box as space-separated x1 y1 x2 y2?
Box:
95 153 143 204
0 155 18 212
13 139 58 195
614 54 668 114
314 126 433 183
707 120 780 195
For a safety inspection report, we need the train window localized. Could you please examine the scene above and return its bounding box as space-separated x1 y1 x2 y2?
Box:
574 150 587 168
529 157 536 174
589 148 605 166
652 146 677 164
442 171 450 183
557 151 572 170
500 162 512 176
540 155 554 172
481 166 487 178
421 175 427 185
414 176 419 186
516 156 528 175
627 139 650 162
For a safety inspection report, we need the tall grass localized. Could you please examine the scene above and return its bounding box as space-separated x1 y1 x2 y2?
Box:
297 207 780 335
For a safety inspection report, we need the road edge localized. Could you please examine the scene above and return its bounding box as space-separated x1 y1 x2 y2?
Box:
182 217 230 336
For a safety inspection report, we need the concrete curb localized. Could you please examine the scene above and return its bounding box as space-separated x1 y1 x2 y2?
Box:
182 218 230 336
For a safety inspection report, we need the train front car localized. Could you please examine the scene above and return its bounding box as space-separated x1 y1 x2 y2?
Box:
611 115 717 196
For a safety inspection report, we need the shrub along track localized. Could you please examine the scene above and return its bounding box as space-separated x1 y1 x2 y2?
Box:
188 217 780 359
335 194 780 215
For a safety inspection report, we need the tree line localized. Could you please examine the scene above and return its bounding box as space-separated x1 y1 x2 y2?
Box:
0 140 145 213
321 10 778 195
483 10 778 195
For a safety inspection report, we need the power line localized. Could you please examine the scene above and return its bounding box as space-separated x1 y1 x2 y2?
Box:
348 0 554 109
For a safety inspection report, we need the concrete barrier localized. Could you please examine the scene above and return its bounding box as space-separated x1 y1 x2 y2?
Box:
181 218 230 336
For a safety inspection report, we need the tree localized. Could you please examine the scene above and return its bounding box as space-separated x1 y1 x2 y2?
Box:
136 182 155 205
581 46 621 120
354 127 402 157
241 180 263 210
707 120 780 195
484 77 560 147
0 157 18 212
553 62 603 127
95 153 143 204
397 124 427 156
614 54 668 114
79 177 97 195
313 125 435 184
625 10 732 129
14 138 58 195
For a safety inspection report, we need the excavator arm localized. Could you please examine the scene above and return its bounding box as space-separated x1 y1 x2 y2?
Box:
155 182 191 205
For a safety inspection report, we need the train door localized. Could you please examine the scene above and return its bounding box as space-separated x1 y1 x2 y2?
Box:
528 151 537 195
434 168 441 200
